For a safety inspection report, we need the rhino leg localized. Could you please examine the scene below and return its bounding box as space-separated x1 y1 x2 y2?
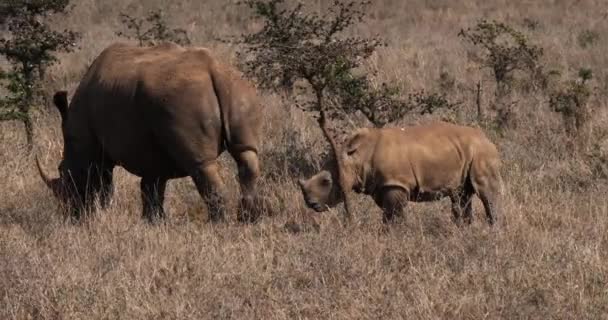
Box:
472 177 500 226
99 169 114 209
478 189 498 226
82 164 114 212
140 177 167 223
232 150 262 223
190 161 228 223
450 187 474 225
450 197 460 223
471 158 501 226
378 186 409 224
95 164 115 209
65 167 100 221
462 194 474 225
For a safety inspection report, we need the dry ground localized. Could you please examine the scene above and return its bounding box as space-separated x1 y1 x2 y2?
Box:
2 0 608 319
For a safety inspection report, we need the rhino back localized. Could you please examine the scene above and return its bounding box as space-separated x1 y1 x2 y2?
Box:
64 43 245 178
370 122 495 194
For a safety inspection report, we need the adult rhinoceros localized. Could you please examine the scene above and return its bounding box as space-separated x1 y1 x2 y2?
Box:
36 42 264 223
298 121 502 225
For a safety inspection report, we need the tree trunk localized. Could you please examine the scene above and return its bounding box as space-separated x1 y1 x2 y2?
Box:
315 90 353 222
494 80 514 129
21 67 35 151
476 80 483 123
22 115 33 150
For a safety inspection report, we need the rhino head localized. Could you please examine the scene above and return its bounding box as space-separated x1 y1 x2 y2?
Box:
298 169 344 212
36 91 80 210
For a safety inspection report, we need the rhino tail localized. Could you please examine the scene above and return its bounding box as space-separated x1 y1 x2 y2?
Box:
208 61 232 148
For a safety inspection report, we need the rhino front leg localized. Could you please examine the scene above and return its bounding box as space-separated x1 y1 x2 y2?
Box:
472 174 501 226
450 188 474 225
191 161 228 223
98 166 114 209
140 177 167 223
478 188 499 226
233 150 262 223
378 186 409 224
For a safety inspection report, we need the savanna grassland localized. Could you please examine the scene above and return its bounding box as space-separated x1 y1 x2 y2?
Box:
2 0 608 319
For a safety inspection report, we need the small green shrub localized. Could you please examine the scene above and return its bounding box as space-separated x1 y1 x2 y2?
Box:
116 9 191 46
234 0 412 126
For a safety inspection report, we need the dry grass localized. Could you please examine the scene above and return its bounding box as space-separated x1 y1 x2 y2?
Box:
2 0 608 318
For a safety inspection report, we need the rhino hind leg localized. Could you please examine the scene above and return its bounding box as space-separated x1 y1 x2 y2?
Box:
378 186 409 224
190 161 228 223
141 177 168 223
232 150 262 223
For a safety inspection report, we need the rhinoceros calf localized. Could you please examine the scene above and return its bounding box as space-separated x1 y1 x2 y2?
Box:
298 121 502 225
37 42 264 223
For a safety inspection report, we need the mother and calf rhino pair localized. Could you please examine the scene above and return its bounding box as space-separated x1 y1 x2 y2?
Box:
36 42 502 226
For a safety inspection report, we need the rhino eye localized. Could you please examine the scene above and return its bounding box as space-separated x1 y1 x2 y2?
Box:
320 177 331 187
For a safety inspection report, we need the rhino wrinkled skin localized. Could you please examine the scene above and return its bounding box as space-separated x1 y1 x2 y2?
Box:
298 121 502 225
37 42 264 223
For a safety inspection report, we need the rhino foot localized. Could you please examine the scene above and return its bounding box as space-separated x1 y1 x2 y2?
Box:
237 195 270 223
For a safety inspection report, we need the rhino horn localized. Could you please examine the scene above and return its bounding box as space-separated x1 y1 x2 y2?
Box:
35 155 60 196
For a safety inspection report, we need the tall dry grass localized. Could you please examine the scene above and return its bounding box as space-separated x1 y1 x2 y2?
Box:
2 0 608 318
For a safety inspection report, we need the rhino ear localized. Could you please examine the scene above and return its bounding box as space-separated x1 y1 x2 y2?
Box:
53 90 69 121
297 179 305 189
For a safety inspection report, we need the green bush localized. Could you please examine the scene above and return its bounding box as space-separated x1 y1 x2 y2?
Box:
0 0 79 148
235 0 412 126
